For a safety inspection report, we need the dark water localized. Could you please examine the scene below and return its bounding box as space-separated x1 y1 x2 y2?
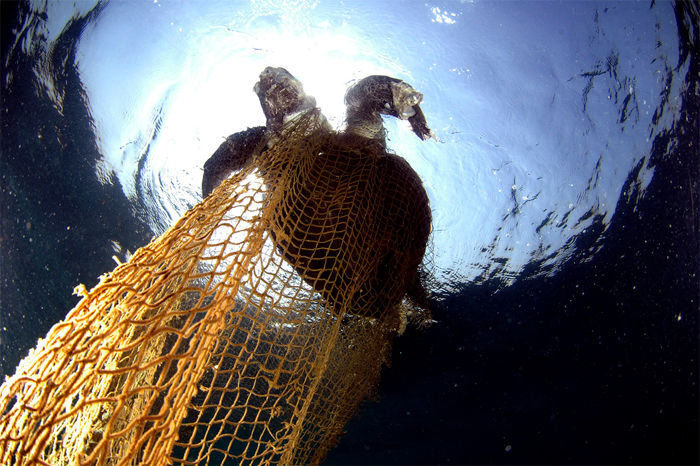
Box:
329 106 700 463
1 1 698 464
1 1 153 375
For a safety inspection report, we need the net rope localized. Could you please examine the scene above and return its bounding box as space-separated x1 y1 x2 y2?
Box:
0 109 431 465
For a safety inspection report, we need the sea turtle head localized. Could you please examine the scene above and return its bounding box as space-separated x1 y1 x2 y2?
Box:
254 67 317 132
344 76 433 141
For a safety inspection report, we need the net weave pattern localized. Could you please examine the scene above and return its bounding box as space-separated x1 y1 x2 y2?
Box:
0 109 430 465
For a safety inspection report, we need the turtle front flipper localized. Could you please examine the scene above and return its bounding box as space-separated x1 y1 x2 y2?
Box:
202 125 266 197
344 75 434 141
254 67 318 133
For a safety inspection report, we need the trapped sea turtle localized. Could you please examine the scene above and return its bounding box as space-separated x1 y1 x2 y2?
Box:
202 66 433 318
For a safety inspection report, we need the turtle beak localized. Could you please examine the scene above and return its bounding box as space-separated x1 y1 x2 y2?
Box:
408 104 433 141
389 81 434 140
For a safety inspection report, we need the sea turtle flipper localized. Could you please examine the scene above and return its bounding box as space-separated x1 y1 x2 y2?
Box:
202 125 267 197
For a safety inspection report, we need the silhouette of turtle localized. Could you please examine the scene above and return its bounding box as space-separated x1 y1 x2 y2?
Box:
202 66 432 318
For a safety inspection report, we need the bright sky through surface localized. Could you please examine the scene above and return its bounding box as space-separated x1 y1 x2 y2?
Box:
31 0 685 286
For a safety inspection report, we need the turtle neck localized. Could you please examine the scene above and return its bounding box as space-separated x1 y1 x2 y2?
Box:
344 109 387 144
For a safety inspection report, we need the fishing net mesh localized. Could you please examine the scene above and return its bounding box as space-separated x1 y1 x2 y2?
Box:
0 109 431 465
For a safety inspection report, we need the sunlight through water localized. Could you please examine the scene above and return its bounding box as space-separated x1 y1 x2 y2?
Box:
23 0 688 288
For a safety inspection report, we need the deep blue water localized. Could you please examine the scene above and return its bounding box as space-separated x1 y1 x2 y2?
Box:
1 0 698 464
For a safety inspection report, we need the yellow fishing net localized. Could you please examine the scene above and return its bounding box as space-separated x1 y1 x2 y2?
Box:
0 109 431 465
